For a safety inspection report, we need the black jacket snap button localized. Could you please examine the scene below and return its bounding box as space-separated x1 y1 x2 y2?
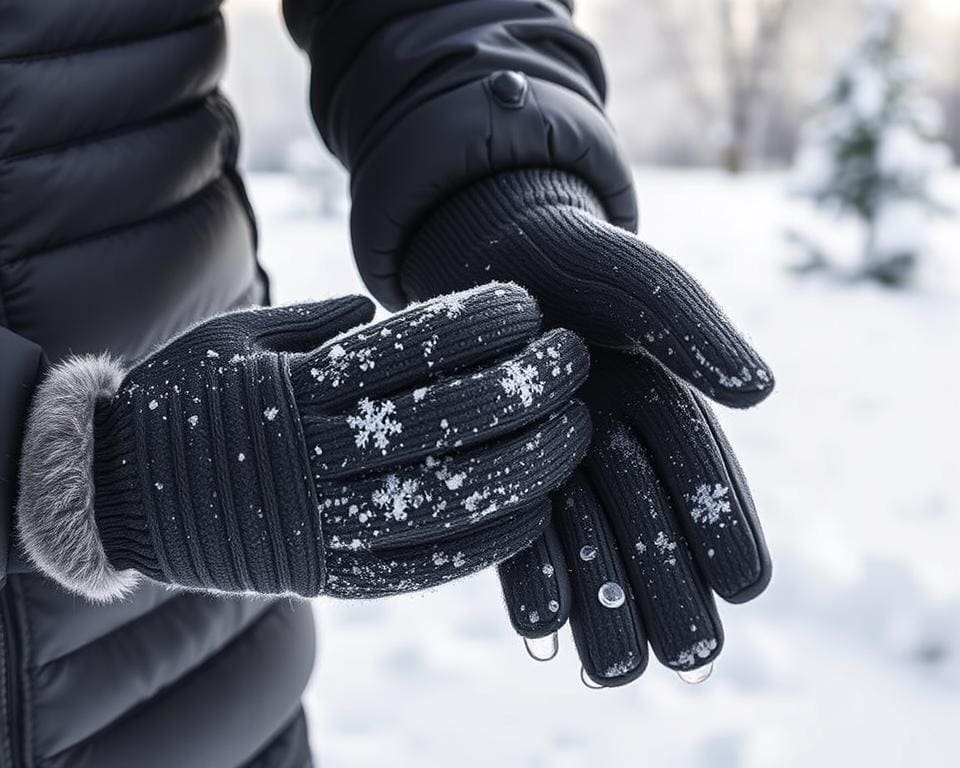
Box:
490 70 528 107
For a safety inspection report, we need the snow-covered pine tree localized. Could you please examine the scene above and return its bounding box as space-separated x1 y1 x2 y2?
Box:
790 0 952 286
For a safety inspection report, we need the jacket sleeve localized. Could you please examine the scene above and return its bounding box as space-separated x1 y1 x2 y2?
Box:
282 0 637 309
0 327 45 587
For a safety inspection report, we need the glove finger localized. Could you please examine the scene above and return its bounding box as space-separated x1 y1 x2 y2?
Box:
318 401 590 550
588 352 771 602
694 393 772 604
288 282 542 410
556 471 648 687
406 211 773 408
497 522 571 638
324 500 551 598
303 328 588 478
587 416 723 673
226 296 376 354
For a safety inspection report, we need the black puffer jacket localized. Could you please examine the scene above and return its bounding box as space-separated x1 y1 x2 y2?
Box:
0 2 634 765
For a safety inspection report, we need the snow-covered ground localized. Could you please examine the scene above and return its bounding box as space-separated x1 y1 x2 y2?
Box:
247 169 960 768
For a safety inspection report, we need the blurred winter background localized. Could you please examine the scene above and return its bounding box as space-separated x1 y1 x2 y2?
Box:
221 0 959 765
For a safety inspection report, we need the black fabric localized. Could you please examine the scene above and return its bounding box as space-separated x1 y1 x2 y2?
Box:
94 285 591 597
282 0 637 308
402 169 774 685
0 3 306 765
243 708 313 768
0 329 45 587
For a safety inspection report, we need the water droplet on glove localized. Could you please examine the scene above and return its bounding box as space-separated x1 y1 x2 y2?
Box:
598 581 625 608
579 545 597 562
677 662 714 684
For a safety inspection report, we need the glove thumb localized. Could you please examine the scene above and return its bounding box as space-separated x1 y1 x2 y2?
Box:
228 295 376 355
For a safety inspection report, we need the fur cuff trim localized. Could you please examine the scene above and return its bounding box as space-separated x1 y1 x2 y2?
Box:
16 354 140 602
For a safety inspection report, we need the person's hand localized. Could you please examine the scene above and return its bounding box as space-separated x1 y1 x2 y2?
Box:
402 170 773 686
17 284 591 601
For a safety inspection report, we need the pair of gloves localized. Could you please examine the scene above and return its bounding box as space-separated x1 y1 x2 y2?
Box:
17 169 773 688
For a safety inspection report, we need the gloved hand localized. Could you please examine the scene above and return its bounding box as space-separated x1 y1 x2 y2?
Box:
17 284 591 601
402 169 774 686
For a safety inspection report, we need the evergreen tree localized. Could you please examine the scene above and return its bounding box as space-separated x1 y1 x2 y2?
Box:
791 0 951 285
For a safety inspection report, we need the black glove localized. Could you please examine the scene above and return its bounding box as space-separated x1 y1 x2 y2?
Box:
17 284 590 601
402 170 773 686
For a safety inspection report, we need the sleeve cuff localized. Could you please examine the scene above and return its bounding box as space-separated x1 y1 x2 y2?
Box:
15 354 140 602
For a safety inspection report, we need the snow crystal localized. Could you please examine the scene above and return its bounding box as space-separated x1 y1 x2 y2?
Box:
654 531 678 565
499 361 544 407
347 398 402 451
148 399 159 410
412 387 428 402
206 349 219 359
444 473 466 491
263 406 279 421
542 564 555 577
670 638 718 669
602 661 634 678
690 483 732 525
432 459 467 491
310 342 375 388
371 475 424 521
187 415 199 428
654 531 677 554
463 491 486 513
238 453 245 462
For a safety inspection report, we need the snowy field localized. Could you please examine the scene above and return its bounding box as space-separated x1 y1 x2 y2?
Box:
247 169 960 768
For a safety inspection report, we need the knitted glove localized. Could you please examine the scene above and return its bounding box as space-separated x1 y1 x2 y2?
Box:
17 284 590 601
402 170 774 686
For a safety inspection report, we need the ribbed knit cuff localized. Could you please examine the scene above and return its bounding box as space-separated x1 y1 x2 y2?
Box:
401 169 607 303
93 403 165 582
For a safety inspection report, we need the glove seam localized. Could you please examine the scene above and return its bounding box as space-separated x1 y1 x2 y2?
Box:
16 354 141 602
279 352 326 595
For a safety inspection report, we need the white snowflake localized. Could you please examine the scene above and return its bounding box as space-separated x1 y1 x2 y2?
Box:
670 638 718 668
499 361 544 407
371 475 423 521
689 483 731 525
347 398 403 451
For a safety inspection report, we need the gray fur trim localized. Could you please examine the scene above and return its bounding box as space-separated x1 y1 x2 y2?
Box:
16 354 141 602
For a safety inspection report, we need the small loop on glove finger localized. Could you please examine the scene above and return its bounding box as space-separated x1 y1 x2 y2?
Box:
580 667 605 689
524 633 559 662
677 662 714 684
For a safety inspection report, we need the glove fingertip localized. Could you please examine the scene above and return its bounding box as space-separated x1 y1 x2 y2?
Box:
336 294 377 326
